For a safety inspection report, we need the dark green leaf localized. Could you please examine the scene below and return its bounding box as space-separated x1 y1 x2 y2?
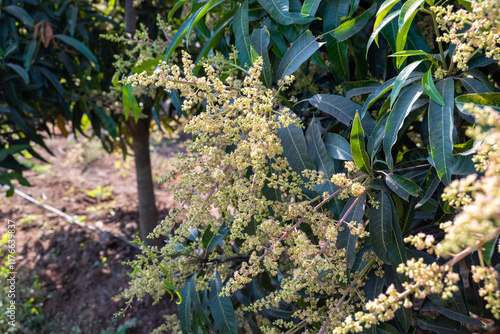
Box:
54 34 100 70
234 0 253 68
455 93 500 117
306 119 335 178
337 194 366 269
423 69 445 106
436 307 484 327
370 192 393 264
428 78 455 185
189 276 211 325
277 30 324 80
384 83 425 168
377 323 400 334
168 0 190 21
5 5 34 27
308 94 360 126
385 173 420 201
390 60 423 107
179 281 192 334
416 168 440 208
23 40 37 70
459 78 492 94
256 0 314 25
202 223 229 252
209 271 237 334
301 0 321 15
329 4 377 42
324 0 350 79
324 133 353 160
417 315 468 334
350 112 372 175
95 107 117 138
251 27 273 87
7 63 29 84
482 235 498 267
343 80 381 99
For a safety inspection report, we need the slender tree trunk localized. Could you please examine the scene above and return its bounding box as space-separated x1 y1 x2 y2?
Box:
125 0 163 247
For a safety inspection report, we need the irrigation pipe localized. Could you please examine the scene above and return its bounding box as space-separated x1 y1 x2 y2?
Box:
3 185 140 249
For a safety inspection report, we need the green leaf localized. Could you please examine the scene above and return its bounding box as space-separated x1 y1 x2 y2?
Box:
23 40 37 70
390 60 423 108
398 0 425 30
416 168 440 208
377 323 400 334
164 0 224 62
194 10 235 75
417 315 468 334
189 275 211 325
388 49 432 63
329 4 377 42
374 0 401 40
54 35 100 71
455 92 500 114
7 63 29 84
301 0 321 15
458 0 472 11
5 5 34 27
367 10 400 56
131 55 163 75
343 80 381 99
179 281 192 334
201 223 229 252
277 30 324 80
168 0 189 21
350 112 372 176
324 0 350 79
482 235 498 267
0 145 31 162
234 0 253 69
386 173 420 201
324 133 353 160
256 0 315 25
308 94 361 126
251 28 273 87
395 5 421 54
423 69 445 106
459 78 492 94
306 119 336 178
388 203 407 269
209 271 237 334
276 116 316 185
436 307 484 327
384 83 425 168
370 192 394 264
337 194 366 269
428 78 455 185
95 107 117 138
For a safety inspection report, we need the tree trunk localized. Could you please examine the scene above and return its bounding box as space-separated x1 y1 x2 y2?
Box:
125 0 163 247
128 115 163 247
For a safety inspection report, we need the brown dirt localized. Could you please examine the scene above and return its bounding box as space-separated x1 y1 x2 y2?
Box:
0 134 187 334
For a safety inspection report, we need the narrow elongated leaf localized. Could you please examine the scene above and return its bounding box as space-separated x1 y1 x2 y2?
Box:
95 107 117 138
482 235 498 267
301 0 321 15
202 223 229 252
386 173 420 201
337 194 366 269
23 40 37 70
364 271 386 301
436 307 484 326
251 28 273 87
367 113 390 160
54 35 100 70
306 120 335 178
395 7 420 54
351 112 372 175
370 192 393 264
384 83 424 168
416 168 440 208
417 315 468 334
324 0 350 79
367 10 400 56
455 92 500 113
377 323 400 334
276 119 316 183
5 5 34 27
209 271 237 334
398 0 425 30
329 4 377 42
168 0 189 21
164 0 224 62
308 94 360 126
390 60 423 108
189 276 211 325
234 0 252 68
256 0 314 25
423 69 445 106
374 0 401 35
343 80 381 98
277 30 324 80
428 78 455 185
325 133 352 160
7 63 29 84
459 78 492 94
179 281 192 334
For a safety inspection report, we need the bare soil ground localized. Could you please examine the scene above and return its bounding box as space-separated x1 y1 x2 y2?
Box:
0 134 187 334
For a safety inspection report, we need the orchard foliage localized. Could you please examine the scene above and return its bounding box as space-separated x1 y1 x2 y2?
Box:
120 0 500 332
